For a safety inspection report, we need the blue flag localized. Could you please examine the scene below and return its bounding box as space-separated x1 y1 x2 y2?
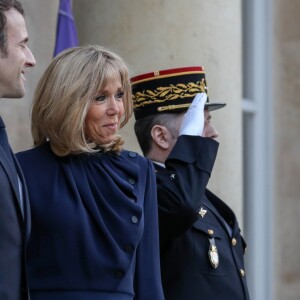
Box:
53 0 79 57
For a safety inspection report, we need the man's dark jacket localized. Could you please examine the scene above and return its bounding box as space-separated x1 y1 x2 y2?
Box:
156 135 250 300
0 117 31 300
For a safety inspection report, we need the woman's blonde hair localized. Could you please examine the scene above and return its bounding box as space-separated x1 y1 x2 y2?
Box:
31 45 132 156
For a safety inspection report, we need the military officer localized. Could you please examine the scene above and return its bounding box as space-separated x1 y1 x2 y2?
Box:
131 66 250 300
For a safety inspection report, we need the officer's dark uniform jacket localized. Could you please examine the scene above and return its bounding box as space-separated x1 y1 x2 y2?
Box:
156 135 250 300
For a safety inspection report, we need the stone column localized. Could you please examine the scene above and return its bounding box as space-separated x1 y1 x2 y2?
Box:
273 1 300 299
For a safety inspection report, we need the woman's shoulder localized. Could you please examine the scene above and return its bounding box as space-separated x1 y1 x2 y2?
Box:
17 142 50 156
117 150 155 175
120 149 151 166
16 142 56 167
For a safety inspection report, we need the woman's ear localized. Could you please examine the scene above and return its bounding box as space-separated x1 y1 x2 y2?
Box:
151 125 171 150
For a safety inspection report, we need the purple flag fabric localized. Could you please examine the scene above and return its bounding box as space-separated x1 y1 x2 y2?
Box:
53 0 79 57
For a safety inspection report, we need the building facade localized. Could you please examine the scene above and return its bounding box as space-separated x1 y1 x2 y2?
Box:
1 0 299 299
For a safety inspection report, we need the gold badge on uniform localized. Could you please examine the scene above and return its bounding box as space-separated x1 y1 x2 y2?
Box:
208 237 219 269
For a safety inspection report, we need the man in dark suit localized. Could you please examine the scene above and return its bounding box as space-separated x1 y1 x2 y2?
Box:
0 1 36 299
132 66 250 300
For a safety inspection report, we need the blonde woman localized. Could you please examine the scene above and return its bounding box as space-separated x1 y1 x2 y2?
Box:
17 45 164 300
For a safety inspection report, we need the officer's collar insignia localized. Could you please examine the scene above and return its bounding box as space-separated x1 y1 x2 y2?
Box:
199 207 207 218
208 238 219 269
170 173 176 180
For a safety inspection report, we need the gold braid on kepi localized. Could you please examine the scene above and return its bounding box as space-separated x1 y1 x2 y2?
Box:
131 66 226 120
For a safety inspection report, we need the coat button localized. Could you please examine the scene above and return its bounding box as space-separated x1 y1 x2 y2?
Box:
128 178 136 184
115 270 124 278
128 151 137 158
232 238 237 246
131 216 138 224
207 229 214 235
240 269 245 277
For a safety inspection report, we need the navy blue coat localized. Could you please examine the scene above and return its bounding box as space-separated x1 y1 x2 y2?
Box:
156 135 250 300
0 117 31 300
17 142 164 300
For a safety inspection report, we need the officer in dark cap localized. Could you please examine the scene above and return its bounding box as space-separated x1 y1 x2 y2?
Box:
132 66 250 300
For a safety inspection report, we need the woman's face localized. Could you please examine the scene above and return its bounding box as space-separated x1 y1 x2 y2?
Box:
85 74 125 145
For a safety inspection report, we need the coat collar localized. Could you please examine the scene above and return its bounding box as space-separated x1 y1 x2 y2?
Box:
0 117 31 237
0 118 21 211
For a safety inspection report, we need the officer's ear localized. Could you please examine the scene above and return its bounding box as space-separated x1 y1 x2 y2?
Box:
151 125 171 150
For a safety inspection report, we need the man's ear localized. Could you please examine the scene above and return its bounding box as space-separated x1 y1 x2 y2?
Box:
151 125 170 150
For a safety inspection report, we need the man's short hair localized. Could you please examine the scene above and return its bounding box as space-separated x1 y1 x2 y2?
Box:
134 112 182 156
0 0 24 57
